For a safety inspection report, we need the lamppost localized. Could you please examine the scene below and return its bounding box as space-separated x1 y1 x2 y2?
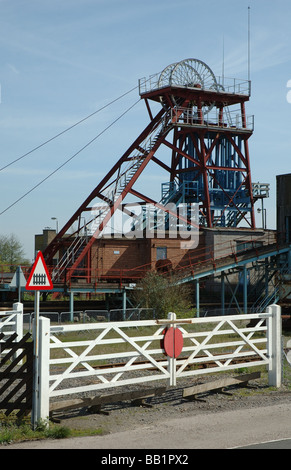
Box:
257 207 267 230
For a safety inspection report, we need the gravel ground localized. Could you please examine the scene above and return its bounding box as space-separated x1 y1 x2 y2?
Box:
49 373 291 436
2 364 291 449
1 328 291 444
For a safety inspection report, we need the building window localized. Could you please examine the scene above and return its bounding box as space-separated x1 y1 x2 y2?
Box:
156 247 167 260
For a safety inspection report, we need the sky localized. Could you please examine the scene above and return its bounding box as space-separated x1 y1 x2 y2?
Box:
0 0 290 261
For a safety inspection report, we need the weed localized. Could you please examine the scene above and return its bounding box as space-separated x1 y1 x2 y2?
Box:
0 418 72 445
44 425 71 440
0 413 105 445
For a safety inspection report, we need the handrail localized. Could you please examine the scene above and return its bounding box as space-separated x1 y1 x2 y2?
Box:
1 232 288 289
139 73 251 96
48 232 281 286
51 236 86 281
171 106 254 131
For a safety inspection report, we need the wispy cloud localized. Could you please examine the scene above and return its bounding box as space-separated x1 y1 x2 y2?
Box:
215 32 291 80
7 63 20 75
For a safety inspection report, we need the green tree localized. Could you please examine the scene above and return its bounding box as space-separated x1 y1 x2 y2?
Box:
132 271 194 318
0 234 29 271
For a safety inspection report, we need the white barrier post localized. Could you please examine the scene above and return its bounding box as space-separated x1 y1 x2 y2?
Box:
13 302 23 339
32 316 50 427
267 304 282 388
12 302 23 361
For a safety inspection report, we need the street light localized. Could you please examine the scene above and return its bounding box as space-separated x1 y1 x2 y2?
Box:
257 207 267 230
51 217 58 233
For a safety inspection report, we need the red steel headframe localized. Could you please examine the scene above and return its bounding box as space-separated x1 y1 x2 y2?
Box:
43 61 255 283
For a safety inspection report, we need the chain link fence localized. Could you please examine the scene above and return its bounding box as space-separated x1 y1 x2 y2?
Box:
23 308 156 330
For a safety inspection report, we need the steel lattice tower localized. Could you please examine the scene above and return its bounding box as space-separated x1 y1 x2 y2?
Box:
44 58 255 282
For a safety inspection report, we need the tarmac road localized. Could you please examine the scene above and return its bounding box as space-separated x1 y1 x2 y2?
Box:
3 402 291 450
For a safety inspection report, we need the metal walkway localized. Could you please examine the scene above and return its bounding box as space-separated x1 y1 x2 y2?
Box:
1 242 290 316
174 242 291 316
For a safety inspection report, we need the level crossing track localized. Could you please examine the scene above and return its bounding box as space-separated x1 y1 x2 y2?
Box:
66 352 264 375
48 353 265 415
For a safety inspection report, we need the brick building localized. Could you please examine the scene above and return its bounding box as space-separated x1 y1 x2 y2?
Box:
89 227 275 283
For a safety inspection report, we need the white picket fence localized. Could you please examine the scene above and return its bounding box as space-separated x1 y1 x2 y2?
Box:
0 303 23 358
34 304 282 423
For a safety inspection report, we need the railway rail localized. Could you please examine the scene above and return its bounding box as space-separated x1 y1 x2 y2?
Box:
74 352 263 374
49 355 264 416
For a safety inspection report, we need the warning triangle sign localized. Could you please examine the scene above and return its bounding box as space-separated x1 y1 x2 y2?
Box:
10 266 27 288
26 251 53 291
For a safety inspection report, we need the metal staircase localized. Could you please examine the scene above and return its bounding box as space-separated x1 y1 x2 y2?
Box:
51 236 87 281
87 111 172 236
250 254 289 312
50 111 173 280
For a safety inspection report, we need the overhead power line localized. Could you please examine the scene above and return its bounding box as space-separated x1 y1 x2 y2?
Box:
0 84 139 173
0 97 141 216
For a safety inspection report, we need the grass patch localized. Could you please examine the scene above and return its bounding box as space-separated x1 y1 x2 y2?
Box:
0 422 69 445
0 414 103 445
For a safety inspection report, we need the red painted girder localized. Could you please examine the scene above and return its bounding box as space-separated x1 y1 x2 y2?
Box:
43 107 167 264
129 188 199 230
141 86 250 107
163 139 203 171
65 115 174 280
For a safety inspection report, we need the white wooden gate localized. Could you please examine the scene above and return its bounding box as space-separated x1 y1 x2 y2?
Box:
0 302 23 358
36 304 282 423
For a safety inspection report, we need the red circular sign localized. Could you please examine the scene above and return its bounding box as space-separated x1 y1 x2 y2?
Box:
163 327 183 358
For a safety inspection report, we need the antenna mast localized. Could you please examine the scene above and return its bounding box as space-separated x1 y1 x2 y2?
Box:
248 6 251 82
222 35 225 86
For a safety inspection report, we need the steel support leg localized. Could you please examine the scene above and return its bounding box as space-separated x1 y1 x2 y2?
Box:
265 258 269 298
122 289 127 321
69 292 74 322
243 265 248 314
221 272 225 315
195 279 200 317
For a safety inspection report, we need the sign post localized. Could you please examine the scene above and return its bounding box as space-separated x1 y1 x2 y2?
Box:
10 266 27 302
25 251 53 429
160 312 184 387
